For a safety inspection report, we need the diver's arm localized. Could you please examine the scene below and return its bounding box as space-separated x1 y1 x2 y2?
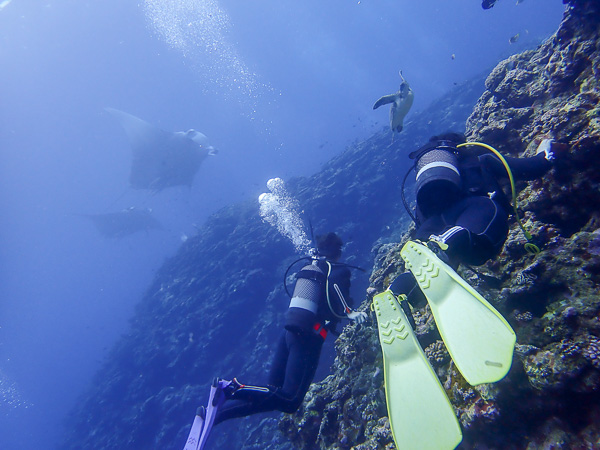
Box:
332 266 352 305
480 152 552 181
332 266 367 323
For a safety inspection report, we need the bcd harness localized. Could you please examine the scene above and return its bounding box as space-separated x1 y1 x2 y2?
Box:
284 257 363 339
401 141 541 254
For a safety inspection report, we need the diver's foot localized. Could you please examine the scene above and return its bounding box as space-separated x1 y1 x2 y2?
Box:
212 377 243 399
426 239 451 265
222 378 244 398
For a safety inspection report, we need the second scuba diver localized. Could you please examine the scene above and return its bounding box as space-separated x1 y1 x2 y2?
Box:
390 131 562 300
185 232 367 450
371 131 567 449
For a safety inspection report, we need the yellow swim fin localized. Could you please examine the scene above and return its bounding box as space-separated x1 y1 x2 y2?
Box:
373 290 462 450
400 241 516 386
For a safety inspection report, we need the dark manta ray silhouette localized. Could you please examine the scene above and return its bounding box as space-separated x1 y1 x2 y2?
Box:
481 0 499 8
105 107 217 192
83 207 163 238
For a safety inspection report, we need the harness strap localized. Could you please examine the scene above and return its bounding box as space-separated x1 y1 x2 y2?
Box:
313 322 328 340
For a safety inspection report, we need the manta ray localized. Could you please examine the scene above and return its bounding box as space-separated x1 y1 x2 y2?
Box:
82 207 163 238
106 107 217 192
373 71 414 133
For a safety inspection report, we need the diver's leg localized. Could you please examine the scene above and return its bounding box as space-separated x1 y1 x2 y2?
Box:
268 331 288 387
276 331 323 413
389 271 426 307
415 214 447 242
213 332 287 424
434 197 508 266
214 331 323 423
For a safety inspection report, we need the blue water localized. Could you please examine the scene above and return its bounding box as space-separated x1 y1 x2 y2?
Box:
0 1 565 448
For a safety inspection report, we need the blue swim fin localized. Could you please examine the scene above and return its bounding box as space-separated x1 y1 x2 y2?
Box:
182 407 204 450
196 378 230 450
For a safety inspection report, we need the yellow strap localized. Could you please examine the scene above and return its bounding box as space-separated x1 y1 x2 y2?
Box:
457 142 539 252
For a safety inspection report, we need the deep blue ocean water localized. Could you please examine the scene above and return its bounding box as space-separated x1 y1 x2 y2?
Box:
0 1 565 448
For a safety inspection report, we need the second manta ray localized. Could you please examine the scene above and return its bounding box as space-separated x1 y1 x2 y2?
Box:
374 240 516 449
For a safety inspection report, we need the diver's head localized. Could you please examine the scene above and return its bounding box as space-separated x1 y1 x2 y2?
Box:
427 132 466 147
412 133 466 217
316 232 343 260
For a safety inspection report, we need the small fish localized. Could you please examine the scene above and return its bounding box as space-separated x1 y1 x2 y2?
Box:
509 33 520 44
451 54 456 60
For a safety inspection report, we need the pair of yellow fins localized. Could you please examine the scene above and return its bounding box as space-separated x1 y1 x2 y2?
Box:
373 241 516 449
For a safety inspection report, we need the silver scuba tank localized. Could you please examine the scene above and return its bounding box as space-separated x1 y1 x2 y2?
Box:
284 261 326 334
415 146 462 216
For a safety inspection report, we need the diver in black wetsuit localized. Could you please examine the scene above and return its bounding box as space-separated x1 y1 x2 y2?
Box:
211 232 366 425
391 132 559 302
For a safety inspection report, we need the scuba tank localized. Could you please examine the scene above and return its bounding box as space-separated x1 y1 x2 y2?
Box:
284 260 326 334
413 141 462 217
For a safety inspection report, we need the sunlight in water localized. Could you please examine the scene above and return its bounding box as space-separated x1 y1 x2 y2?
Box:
259 178 312 254
0 368 31 410
143 0 268 102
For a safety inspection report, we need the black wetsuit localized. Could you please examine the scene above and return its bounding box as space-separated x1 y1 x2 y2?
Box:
392 151 552 303
214 262 351 424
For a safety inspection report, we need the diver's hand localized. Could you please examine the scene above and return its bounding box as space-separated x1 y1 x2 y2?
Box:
348 311 368 324
536 138 569 162
536 139 555 161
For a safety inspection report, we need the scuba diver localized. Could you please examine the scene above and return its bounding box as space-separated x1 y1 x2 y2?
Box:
184 232 367 450
372 131 565 449
391 131 560 298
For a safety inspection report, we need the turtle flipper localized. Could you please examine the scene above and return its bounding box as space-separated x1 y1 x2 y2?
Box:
373 94 398 110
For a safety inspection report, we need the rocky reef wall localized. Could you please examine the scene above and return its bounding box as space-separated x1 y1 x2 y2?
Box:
280 1 600 449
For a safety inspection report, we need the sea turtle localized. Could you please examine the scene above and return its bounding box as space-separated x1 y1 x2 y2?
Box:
373 71 414 133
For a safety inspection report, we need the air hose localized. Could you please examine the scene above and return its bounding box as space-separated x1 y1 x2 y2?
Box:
457 142 540 254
